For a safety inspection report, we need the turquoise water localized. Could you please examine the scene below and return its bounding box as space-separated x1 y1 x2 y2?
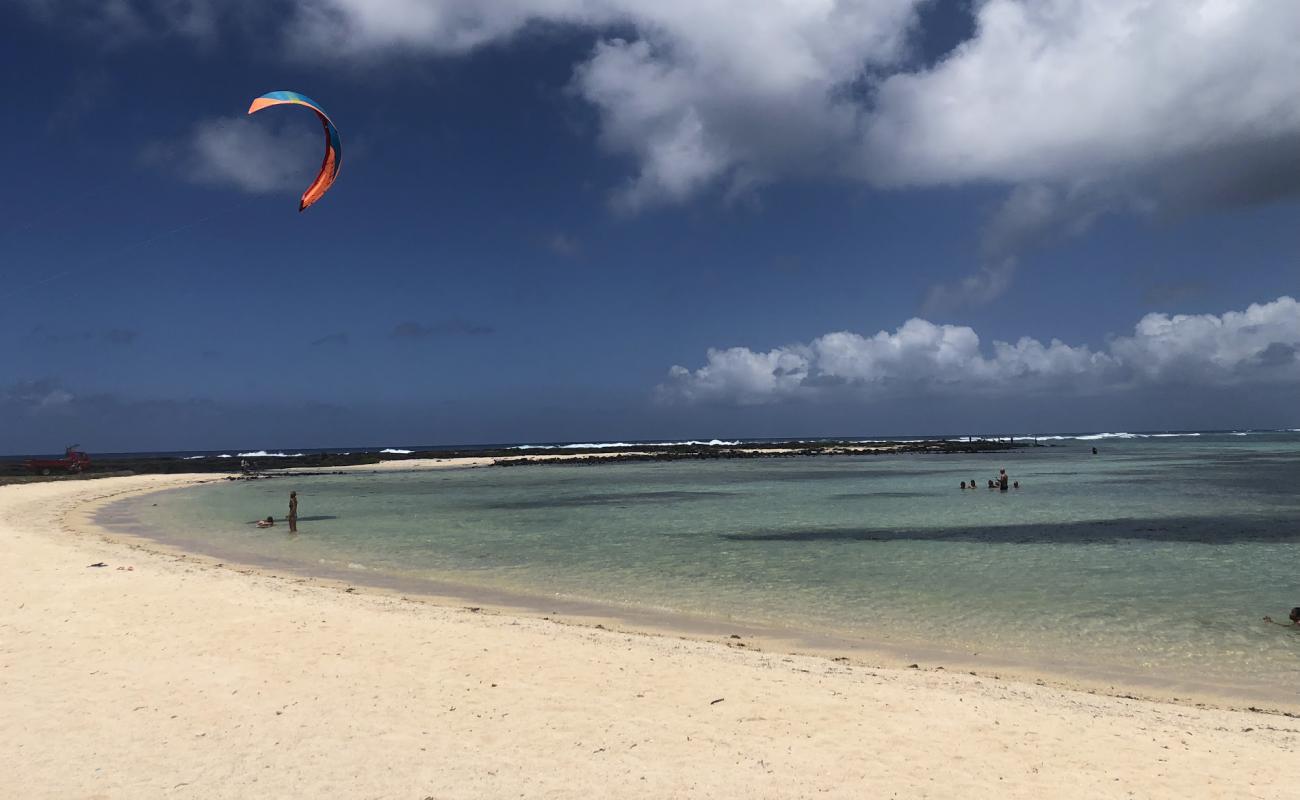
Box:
106 433 1300 705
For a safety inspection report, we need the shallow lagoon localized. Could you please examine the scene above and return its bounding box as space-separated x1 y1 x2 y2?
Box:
109 433 1300 706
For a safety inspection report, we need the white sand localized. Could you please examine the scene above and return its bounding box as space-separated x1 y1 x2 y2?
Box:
2 475 1296 799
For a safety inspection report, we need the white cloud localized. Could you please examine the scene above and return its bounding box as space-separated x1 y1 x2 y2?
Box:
866 1 1300 309
271 0 1300 213
861 1 1300 188
659 296 1300 405
1110 297 1300 384
663 346 813 406
30 0 1300 305
38 0 924 208
145 116 321 195
31 1 1300 205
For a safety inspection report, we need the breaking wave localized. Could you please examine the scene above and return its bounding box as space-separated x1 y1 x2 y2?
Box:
235 451 306 458
511 439 742 450
954 432 1211 442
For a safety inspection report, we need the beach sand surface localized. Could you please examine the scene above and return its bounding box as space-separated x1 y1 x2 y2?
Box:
2 476 1295 799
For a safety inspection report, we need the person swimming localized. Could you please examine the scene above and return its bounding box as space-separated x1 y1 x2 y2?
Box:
256 516 275 528
960 481 967 490
1263 607 1300 627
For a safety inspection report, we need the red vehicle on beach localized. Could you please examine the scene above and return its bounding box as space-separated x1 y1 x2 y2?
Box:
25 445 91 476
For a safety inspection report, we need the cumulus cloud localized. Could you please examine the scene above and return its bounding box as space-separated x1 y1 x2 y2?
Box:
38 0 924 208
295 0 1300 310
659 296 1300 405
30 1 1300 298
143 116 320 194
860 1 1300 189
32 1 1300 201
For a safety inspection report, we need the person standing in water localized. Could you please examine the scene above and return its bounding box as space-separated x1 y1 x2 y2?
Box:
999 469 1009 492
288 491 298 533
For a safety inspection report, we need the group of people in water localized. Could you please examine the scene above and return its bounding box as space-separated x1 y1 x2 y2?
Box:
255 491 299 532
960 468 1019 492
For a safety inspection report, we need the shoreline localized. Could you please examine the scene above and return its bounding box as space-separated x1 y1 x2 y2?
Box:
96 477 1300 716
5 473 1294 796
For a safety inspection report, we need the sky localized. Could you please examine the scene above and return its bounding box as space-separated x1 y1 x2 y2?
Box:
3 0 1300 453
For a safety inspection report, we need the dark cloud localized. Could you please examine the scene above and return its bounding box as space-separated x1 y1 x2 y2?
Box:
1152 133 1300 217
391 320 495 339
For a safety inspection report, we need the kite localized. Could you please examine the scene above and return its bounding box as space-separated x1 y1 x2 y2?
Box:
247 91 342 212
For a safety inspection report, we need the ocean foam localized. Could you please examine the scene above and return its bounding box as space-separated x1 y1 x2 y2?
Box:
379 448 413 454
236 450 305 458
953 431 1206 442
511 440 740 450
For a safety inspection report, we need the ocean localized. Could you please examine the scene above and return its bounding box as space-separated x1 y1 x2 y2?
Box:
100 431 1300 707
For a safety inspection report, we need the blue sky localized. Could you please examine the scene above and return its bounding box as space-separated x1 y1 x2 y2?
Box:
4 1 1300 452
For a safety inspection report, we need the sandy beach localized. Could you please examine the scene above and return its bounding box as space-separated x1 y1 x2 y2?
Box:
2 474 1296 799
